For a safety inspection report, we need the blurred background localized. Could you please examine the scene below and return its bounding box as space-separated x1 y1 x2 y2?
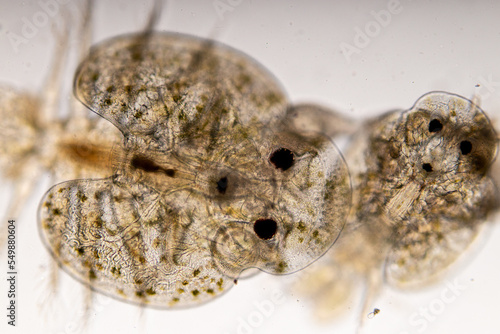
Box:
1 0 499 333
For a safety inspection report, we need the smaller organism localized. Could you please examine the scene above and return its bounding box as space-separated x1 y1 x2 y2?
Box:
294 92 498 328
367 308 380 319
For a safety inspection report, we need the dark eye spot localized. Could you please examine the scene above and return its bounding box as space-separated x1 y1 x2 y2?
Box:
216 177 228 194
131 155 160 172
269 148 294 171
422 163 433 172
460 140 472 155
428 119 443 133
254 219 277 240
164 169 176 177
131 155 175 177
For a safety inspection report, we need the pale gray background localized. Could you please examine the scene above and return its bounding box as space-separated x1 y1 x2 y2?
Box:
1 0 499 333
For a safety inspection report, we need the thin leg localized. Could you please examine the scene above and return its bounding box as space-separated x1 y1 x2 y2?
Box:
78 284 95 333
0 164 41 252
355 269 383 334
37 254 60 324
39 11 71 123
69 0 95 122
143 0 164 33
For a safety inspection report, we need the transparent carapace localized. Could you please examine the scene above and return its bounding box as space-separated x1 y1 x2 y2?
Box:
35 3 351 310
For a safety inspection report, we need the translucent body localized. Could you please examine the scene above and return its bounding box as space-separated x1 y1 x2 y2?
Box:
38 33 351 308
296 92 498 321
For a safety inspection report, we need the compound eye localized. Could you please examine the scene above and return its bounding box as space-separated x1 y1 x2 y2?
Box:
460 140 472 155
269 148 294 171
422 163 433 172
428 119 443 133
253 219 278 240
216 176 228 194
